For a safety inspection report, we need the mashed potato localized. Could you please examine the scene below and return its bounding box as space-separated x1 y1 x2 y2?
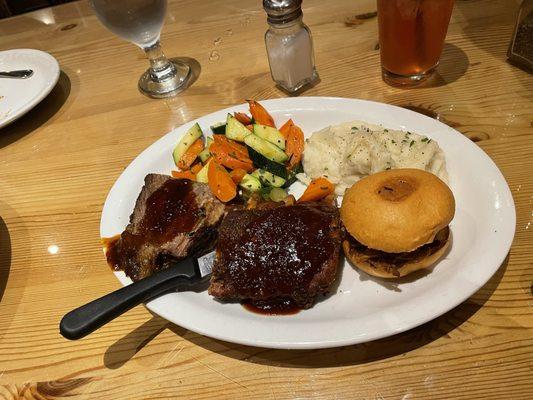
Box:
301 121 448 195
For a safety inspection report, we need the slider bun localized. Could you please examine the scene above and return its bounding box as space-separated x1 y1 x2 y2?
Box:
342 230 450 279
341 169 455 253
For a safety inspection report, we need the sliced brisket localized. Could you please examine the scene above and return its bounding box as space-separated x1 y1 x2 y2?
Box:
106 174 226 281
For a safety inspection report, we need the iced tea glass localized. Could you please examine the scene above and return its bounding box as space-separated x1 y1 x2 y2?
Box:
377 0 454 86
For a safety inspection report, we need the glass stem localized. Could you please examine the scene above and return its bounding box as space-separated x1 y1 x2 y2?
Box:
143 40 176 82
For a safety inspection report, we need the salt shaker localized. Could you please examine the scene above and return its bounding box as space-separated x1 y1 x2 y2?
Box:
263 0 318 93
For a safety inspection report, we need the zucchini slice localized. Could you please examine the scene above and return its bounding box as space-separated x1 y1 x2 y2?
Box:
172 123 203 166
198 136 213 163
259 186 273 201
239 174 262 192
252 169 286 188
269 187 288 202
210 122 226 135
244 134 288 164
248 146 288 179
225 114 251 142
196 159 211 183
253 124 286 150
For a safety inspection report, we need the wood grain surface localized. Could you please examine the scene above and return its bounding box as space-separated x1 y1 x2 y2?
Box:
0 0 532 399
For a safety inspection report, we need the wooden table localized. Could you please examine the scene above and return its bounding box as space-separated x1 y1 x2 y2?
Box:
0 0 531 398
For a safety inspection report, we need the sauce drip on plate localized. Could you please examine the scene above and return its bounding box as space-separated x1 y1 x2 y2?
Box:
242 298 301 315
101 234 121 270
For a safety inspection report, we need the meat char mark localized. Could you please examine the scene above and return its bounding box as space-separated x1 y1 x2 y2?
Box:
106 174 226 281
208 201 343 309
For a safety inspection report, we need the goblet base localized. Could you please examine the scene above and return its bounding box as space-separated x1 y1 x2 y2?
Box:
138 59 191 99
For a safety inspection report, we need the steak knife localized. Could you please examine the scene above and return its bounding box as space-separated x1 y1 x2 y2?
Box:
59 251 215 340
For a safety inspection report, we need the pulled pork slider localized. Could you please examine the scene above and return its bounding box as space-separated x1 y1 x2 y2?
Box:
340 169 455 278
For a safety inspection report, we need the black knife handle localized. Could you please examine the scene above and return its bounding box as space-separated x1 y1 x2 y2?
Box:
60 258 202 340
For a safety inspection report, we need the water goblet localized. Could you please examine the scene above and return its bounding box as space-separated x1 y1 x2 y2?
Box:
91 0 191 98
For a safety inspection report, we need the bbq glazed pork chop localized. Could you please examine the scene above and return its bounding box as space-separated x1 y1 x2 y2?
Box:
208 200 343 309
105 174 226 281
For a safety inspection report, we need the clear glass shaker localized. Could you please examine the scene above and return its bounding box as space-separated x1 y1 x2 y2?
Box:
263 0 318 93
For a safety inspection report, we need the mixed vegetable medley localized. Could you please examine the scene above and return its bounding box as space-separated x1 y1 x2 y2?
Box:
171 100 334 203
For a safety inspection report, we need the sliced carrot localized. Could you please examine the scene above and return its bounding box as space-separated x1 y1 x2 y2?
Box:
208 161 237 202
171 170 196 181
298 177 335 203
190 162 203 174
210 142 254 172
245 124 254 132
212 149 254 172
285 124 305 169
247 100 275 128
213 134 249 158
234 112 253 125
279 119 294 139
229 168 247 184
177 138 204 170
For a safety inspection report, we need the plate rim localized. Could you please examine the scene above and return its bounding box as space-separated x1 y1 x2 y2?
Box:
0 48 60 129
100 96 516 349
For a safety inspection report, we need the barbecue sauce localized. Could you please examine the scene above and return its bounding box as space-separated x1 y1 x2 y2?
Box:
215 203 341 308
102 179 201 277
140 178 199 241
242 298 301 315
101 234 121 270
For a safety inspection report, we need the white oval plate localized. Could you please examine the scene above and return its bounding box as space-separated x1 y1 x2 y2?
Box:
101 97 515 349
0 49 60 129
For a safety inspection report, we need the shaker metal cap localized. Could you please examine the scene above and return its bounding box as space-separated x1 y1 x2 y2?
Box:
263 0 303 24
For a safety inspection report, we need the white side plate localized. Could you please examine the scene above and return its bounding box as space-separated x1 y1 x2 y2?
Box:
0 49 60 129
101 97 516 349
